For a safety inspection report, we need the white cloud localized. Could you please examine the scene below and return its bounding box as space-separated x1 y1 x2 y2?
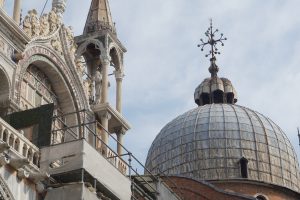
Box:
5 0 300 165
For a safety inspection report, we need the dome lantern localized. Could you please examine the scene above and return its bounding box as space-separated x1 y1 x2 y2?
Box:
195 20 237 106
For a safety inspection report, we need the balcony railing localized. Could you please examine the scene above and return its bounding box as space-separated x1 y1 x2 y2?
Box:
51 109 184 199
0 117 40 167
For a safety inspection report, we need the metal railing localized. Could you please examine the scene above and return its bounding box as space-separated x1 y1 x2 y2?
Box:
51 110 160 199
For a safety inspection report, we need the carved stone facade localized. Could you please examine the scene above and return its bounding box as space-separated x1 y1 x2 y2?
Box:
22 8 61 39
0 1 136 200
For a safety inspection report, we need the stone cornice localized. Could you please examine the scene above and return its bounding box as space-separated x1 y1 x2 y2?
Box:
0 9 30 50
75 30 127 53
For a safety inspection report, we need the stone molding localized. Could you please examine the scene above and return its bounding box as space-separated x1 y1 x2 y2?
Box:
0 175 15 200
15 45 87 112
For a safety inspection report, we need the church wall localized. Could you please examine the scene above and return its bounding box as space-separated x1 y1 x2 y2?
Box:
162 176 255 200
0 165 37 200
45 183 99 200
213 181 300 200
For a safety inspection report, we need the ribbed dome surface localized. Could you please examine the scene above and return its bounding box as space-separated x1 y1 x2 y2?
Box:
145 104 300 192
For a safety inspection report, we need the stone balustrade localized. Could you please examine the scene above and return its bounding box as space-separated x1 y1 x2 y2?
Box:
0 117 40 167
106 148 127 175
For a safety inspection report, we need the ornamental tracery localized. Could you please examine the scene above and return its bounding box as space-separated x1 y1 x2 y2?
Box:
0 176 15 200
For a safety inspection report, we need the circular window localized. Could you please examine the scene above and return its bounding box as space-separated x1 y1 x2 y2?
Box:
256 195 267 200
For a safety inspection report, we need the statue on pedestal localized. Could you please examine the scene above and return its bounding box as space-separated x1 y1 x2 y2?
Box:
94 69 102 104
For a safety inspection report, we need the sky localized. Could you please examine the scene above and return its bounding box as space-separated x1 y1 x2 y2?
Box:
4 0 300 172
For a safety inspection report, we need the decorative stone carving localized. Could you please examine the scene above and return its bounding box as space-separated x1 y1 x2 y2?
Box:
49 8 59 33
39 14 50 36
17 168 29 179
11 50 24 63
0 38 5 52
83 78 92 101
0 175 15 200
52 0 66 18
65 26 77 56
22 15 32 37
30 9 40 37
51 37 63 55
94 69 102 104
22 8 60 38
75 57 85 78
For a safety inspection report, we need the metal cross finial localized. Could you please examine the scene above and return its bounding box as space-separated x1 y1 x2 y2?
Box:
197 19 227 60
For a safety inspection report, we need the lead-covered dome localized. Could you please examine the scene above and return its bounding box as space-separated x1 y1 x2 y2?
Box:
145 104 300 192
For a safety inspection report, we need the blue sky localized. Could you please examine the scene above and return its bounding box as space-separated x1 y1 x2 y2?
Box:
4 0 300 171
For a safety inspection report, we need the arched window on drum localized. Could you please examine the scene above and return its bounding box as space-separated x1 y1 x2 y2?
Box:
20 65 65 144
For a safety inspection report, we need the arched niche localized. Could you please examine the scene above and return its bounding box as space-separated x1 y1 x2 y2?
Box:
0 67 10 117
76 39 105 77
107 47 121 108
109 45 122 71
18 55 79 142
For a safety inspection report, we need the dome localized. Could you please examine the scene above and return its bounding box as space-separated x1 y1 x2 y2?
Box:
145 104 300 192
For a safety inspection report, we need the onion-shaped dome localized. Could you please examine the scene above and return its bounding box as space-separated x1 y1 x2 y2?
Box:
145 104 300 192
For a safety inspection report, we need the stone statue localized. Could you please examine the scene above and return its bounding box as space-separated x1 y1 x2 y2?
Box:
51 37 63 54
40 14 50 36
94 70 102 104
75 57 85 78
65 26 77 55
30 9 40 37
23 15 32 37
49 8 59 33
83 78 92 101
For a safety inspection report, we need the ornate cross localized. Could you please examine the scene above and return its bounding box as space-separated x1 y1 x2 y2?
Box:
198 19 227 60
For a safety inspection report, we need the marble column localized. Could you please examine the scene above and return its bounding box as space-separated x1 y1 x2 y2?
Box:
116 130 125 156
100 55 110 104
101 112 111 146
115 70 124 113
13 0 21 23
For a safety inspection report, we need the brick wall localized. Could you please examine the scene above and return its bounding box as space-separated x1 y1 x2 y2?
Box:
162 176 255 200
213 180 300 200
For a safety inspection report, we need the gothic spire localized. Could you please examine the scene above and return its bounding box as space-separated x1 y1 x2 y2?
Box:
84 0 115 34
